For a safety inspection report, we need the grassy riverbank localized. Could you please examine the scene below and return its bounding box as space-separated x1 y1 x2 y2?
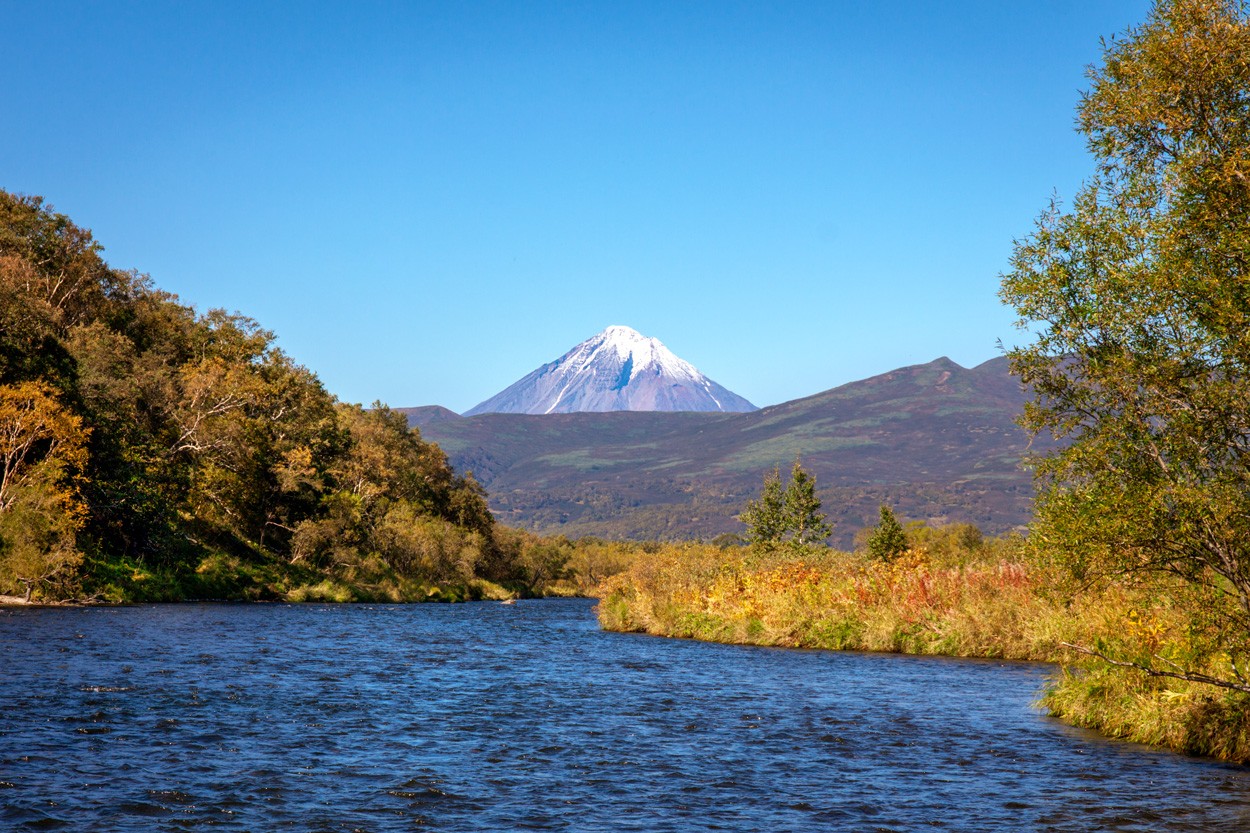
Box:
596 541 1250 764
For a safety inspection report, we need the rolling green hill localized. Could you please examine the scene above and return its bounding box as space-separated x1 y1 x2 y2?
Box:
399 356 1038 545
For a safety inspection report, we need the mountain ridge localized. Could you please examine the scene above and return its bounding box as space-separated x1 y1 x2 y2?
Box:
399 355 1037 546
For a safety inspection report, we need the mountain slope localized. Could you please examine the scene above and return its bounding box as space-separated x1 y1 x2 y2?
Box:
464 325 756 415
401 356 1038 546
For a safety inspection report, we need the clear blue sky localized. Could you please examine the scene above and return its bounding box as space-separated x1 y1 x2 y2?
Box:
2 1 1150 412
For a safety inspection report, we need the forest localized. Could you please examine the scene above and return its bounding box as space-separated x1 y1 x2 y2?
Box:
0 190 581 603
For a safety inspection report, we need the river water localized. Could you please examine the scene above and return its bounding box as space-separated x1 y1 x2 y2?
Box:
1 598 1247 832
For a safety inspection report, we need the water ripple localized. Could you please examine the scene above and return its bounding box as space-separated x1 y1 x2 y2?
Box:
1 599 1248 831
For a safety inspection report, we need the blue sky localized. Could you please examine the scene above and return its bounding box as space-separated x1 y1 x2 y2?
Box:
2 1 1150 412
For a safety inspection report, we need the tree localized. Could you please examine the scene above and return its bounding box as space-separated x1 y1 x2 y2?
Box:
740 460 831 551
866 504 908 562
0 382 89 600
1000 0 1250 692
740 467 785 548
782 461 832 550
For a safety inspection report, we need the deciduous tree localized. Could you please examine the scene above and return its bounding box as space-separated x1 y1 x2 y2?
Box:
1000 0 1250 691
0 382 89 600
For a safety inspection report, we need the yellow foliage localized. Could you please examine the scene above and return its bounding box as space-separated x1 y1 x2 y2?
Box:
0 382 90 599
0 381 89 515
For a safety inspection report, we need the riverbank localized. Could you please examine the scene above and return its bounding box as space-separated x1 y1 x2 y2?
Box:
70 552 545 605
9 530 624 605
595 543 1250 764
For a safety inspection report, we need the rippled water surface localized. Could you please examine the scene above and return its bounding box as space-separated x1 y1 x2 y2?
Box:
2 599 1248 831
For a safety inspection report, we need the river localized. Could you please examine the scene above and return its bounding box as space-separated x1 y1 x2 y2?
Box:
1 598 1247 831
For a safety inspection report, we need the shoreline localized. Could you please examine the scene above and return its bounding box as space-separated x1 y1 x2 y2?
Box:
595 547 1250 765
0 593 585 608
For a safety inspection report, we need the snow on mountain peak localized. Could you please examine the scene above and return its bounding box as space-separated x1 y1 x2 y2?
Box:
591 325 698 384
464 325 756 415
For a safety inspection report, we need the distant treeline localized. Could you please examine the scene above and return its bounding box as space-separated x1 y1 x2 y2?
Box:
0 190 587 602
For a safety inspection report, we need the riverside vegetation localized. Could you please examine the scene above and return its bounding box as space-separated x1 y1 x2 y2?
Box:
601 0 1250 766
596 516 1250 764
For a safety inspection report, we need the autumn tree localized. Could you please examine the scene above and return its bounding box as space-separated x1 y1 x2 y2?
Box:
290 403 498 586
1000 0 1250 691
0 382 89 600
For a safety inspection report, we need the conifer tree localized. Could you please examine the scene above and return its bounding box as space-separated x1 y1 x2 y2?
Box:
740 467 785 548
782 461 832 551
740 460 831 551
866 504 908 562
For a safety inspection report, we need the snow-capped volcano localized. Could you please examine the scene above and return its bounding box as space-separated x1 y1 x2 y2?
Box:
464 325 757 415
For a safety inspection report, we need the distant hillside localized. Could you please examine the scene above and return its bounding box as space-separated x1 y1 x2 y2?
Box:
400 356 1038 546
401 405 462 425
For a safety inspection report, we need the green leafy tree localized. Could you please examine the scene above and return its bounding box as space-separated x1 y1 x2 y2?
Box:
1000 0 1250 692
741 460 831 551
866 504 908 562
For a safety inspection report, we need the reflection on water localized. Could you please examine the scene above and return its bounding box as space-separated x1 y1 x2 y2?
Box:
1 598 1247 831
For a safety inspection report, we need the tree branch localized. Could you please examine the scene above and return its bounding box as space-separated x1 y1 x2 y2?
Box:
1060 642 1250 693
